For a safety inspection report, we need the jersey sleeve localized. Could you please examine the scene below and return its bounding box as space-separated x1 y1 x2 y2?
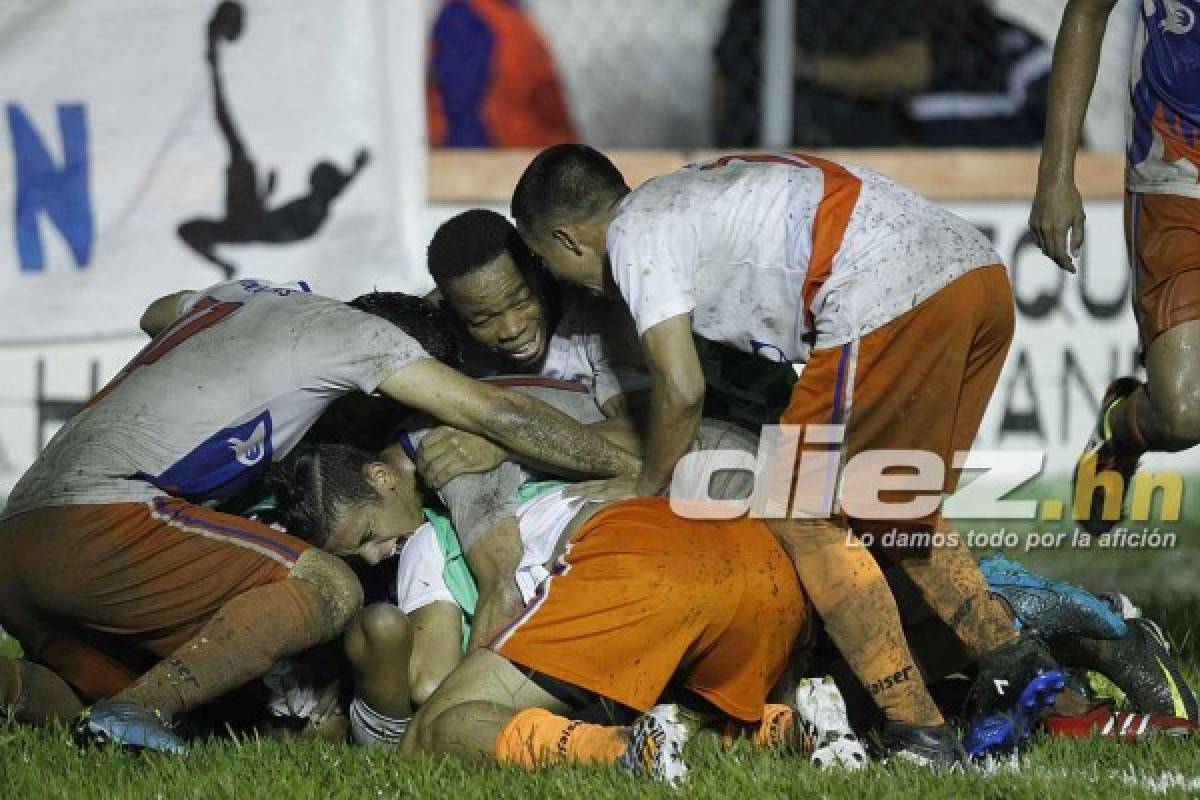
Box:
395 523 456 614
608 202 698 337
295 303 432 396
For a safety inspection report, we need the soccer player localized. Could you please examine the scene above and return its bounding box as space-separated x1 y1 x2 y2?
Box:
1030 0 1200 531
276 444 814 783
0 280 637 753
509 144 1058 762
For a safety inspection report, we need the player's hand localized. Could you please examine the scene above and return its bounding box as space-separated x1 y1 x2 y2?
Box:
1029 173 1084 273
564 475 653 504
416 427 507 489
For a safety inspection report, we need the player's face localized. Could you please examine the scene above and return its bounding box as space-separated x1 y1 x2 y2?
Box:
328 454 425 565
518 223 607 298
445 251 549 365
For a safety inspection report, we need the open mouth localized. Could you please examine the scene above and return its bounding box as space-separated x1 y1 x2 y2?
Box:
508 331 544 362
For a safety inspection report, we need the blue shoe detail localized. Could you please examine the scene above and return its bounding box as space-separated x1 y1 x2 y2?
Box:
963 670 1066 759
73 700 189 755
981 555 1126 640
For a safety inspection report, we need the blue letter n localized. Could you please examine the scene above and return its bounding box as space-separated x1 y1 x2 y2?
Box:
7 104 94 271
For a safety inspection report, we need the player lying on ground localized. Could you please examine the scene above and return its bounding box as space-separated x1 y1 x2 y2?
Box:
0 281 639 754
509 144 1063 761
1031 0 1200 533
274 442 853 784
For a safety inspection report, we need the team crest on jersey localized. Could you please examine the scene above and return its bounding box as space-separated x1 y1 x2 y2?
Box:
139 411 275 502
1160 0 1195 35
228 420 268 466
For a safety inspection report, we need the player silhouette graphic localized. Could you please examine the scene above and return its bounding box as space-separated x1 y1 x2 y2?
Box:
178 1 370 279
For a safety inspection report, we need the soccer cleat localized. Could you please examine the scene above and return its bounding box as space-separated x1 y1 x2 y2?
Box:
615 704 688 786
1045 705 1199 740
981 555 1126 640
964 633 1060 718
1073 377 1142 535
1067 614 1199 723
793 678 868 770
877 721 966 769
73 701 189 755
963 670 1066 758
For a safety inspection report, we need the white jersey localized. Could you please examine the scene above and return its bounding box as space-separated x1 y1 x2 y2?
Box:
610 153 1000 362
535 287 650 408
396 486 584 613
3 280 428 518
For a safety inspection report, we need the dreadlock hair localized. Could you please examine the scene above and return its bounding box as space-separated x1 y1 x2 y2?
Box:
267 444 379 548
426 209 541 295
348 291 462 368
510 144 629 235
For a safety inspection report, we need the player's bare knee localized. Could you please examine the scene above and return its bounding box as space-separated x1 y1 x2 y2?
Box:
345 603 411 667
290 549 364 639
1152 394 1200 450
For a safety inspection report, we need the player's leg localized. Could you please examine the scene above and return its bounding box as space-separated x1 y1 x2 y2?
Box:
0 657 84 726
1080 193 1200 530
769 343 945 732
344 603 415 748
3 501 362 750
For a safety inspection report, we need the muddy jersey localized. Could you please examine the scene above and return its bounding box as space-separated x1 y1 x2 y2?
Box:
1128 0 1200 196
3 280 428 518
610 153 999 362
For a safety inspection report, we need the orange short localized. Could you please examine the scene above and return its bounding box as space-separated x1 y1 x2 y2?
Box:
0 498 309 702
491 497 806 722
1125 192 1200 351
780 264 1014 536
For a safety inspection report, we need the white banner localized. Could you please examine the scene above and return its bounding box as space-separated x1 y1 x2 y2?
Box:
0 0 429 344
4 197 1198 495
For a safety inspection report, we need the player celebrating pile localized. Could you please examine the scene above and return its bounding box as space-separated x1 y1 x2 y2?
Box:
510 144 1060 763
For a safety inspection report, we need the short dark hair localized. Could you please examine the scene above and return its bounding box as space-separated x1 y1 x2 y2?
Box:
268 444 379 548
510 144 629 234
427 209 536 293
348 291 461 367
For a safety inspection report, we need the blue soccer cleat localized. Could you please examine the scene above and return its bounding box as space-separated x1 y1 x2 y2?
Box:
73 700 189 755
963 670 1066 759
981 555 1126 640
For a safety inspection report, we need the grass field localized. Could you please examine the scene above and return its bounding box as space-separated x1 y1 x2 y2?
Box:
3 485 1200 798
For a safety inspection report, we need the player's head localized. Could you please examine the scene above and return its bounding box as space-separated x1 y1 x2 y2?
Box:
269 444 424 565
349 291 462 367
511 144 629 297
428 209 552 365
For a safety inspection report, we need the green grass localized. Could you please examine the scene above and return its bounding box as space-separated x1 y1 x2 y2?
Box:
4 487 1200 798
2 704 1199 799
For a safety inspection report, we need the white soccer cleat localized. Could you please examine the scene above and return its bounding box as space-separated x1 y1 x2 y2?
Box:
615 703 690 786
795 678 868 770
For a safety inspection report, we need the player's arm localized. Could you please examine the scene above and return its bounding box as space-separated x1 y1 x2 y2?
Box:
462 518 526 652
407 601 465 706
139 291 195 337
1030 0 1119 272
377 360 640 483
567 313 704 501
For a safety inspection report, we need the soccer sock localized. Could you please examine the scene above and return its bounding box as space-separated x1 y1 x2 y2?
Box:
1108 390 1153 454
769 519 944 727
722 704 811 753
349 696 410 748
893 537 1018 660
494 708 627 769
0 657 83 725
115 579 328 717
